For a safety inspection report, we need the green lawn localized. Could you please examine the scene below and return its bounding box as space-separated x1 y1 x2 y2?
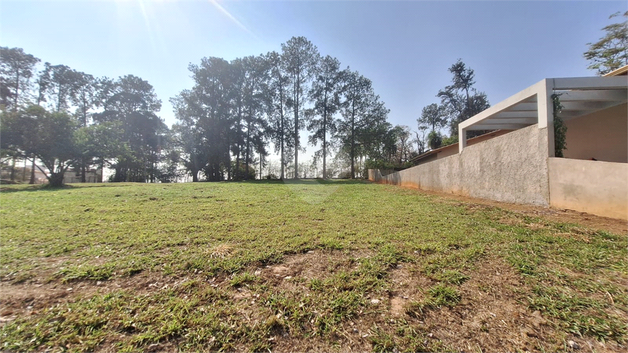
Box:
0 180 626 352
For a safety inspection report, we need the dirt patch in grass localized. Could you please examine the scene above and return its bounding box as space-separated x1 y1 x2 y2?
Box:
263 250 365 281
388 264 433 316
0 271 181 327
415 257 624 353
1 250 626 352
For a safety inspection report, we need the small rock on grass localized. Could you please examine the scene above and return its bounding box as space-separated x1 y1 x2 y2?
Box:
567 340 580 350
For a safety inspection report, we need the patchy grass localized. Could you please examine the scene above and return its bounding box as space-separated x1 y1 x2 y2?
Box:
0 180 626 352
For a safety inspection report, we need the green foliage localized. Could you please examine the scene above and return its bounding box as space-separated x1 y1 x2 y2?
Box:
2 42 398 183
417 103 445 134
281 36 320 178
364 159 413 174
441 134 458 147
437 59 491 137
584 11 628 75
552 94 568 157
94 75 166 182
8 105 79 186
307 55 343 179
427 130 442 149
0 46 40 110
337 70 390 178
231 161 256 181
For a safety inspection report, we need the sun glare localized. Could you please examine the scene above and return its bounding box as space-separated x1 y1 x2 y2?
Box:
208 0 255 37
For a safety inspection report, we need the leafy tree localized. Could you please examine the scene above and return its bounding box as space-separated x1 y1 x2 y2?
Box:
94 75 166 182
70 72 98 127
427 130 442 150
0 110 25 181
306 56 344 179
35 63 52 106
46 64 82 112
392 125 414 164
281 36 319 178
338 70 371 178
156 148 183 183
266 51 293 180
338 70 389 178
171 90 207 182
414 126 428 155
418 103 445 134
240 55 269 179
69 72 99 182
0 47 40 111
437 59 490 139
584 11 628 75
17 105 78 186
193 57 235 181
74 121 127 183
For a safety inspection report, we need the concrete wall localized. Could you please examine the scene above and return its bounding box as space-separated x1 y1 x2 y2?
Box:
548 158 627 220
414 130 512 167
563 103 627 163
370 124 550 206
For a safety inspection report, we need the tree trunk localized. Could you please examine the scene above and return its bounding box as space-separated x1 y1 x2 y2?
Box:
10 156 16 181
235 151 241 181
30 157 36 184
49 172 64 187
350 101 356 179
13 70 19 111
99 160 104 183
280 103 285 181
191 168 199 182
81 159 86 183
245 120 251 180
323 94 327 179
294 74 299 179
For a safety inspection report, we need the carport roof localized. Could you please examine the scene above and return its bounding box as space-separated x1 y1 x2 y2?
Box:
459 76 627 132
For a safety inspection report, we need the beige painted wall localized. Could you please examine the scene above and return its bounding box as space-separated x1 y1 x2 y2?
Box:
548 158 627 220
563 104 627 163
370 125 550 206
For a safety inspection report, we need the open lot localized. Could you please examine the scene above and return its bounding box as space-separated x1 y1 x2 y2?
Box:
0 180 626 352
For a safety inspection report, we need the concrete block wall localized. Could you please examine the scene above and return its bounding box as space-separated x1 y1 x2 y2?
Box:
369 124 550 206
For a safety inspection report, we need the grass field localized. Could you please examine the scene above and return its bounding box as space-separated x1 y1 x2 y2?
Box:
0 180 626 352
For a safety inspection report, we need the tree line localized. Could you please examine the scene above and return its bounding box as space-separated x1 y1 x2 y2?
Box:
2 13 622 186
0 37 413 186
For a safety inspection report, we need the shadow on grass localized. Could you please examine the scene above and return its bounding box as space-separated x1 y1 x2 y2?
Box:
0 182 138 193
245 178 368 185
0 184 76 193
0 179 369 192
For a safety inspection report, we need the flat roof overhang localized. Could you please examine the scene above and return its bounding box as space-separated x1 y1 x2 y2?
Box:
458 76 628 154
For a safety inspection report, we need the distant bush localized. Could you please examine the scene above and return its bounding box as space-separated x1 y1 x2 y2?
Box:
363 159 414 178
337 171 351 179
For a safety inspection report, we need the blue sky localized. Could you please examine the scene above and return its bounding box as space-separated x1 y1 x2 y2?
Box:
1 0 625 134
